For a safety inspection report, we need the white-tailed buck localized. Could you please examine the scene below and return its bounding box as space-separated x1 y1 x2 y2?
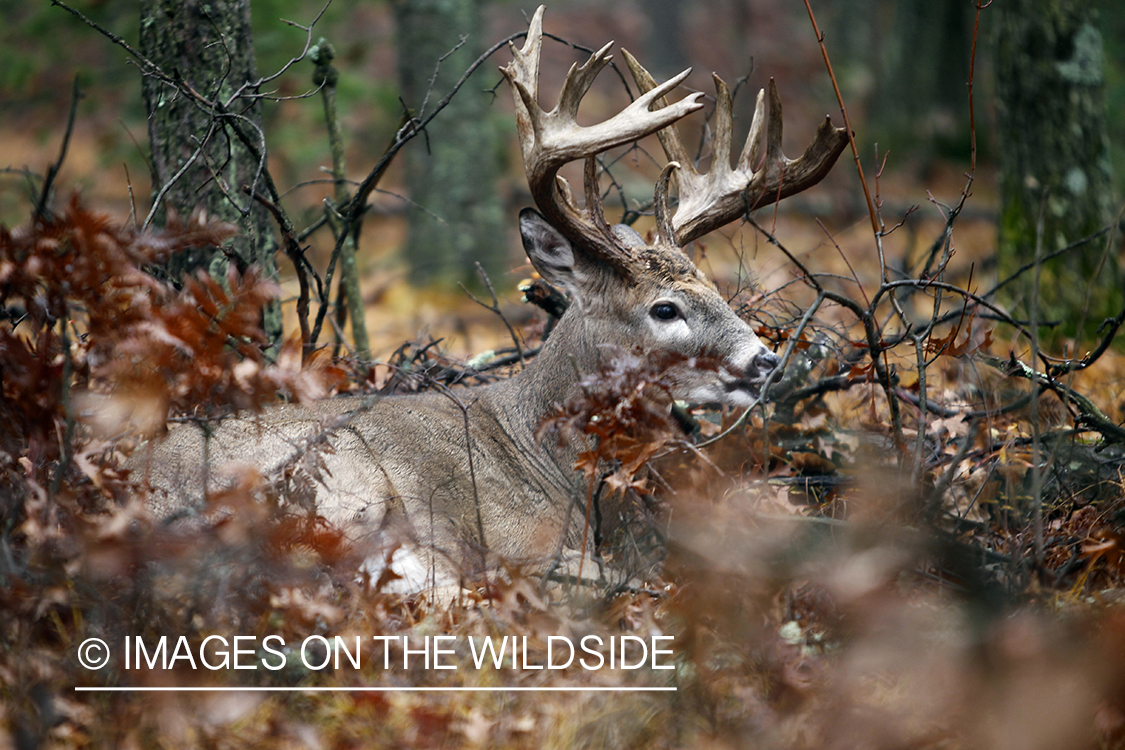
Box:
140 6 847 592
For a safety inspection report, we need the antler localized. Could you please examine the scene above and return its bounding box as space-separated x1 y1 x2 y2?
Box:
500 5 704 274
621 51 849 247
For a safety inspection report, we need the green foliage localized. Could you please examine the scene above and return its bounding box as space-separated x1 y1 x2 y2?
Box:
249 0 394 118
0 2 135 101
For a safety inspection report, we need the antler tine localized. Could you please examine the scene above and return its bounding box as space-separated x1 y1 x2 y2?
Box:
500 5 705 275
654 162 680 249
710 73 735 182
620 49 694 170
557 41 615 123
503 7 542 150
623 54 849 248
678 77 849 245
761 80 787 186
740 87 768 178
622 51 747 251
584 155 614 240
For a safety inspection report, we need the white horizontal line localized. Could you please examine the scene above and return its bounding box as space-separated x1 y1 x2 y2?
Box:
75 686 676 693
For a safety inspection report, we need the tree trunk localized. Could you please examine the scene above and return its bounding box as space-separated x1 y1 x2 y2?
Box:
994 0 1121 335
392 0 505 287
140 0 282 346
866 0 973 161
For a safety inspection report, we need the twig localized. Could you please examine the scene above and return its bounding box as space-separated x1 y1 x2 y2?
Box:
341 32 524 227
226 0 332 102
474 346 542 373
801 0 878 236
1048 301 1125 378
697 290 826 448
1029 194 1046 565
144 121 217 230
461 263 525 368
926 417 981 520
433 384 486 557
896 387 1035 421
35 76 82 220
980 354 1125 444
49 315 75 500
310 32 526 351
313 37 370 360
308 116 403 350
247 189 311 359
122 163 138 227
986 226 1112 300
52 1 171 84
911 337 929 484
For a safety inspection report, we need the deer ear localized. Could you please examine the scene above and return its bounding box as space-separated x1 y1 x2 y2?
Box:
519 208 586 300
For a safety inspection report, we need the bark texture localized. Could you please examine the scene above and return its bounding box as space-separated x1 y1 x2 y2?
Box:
994 0 1121 332
392 0 505 287
140 0 282 344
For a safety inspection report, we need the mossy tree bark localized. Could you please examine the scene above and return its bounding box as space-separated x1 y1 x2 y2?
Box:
392 0 505 288
994 0 1121 335
140 0 282 348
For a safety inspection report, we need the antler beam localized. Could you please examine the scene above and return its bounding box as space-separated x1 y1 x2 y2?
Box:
621 51 849 247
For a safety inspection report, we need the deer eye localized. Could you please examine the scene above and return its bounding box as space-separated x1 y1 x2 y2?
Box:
650 302 680 321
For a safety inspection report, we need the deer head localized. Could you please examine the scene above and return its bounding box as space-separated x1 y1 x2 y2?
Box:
501 6 848 406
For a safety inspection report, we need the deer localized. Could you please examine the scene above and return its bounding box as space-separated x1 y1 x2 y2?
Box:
138 6 848 595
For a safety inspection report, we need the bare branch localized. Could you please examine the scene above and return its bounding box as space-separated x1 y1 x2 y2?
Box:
35 76 82 220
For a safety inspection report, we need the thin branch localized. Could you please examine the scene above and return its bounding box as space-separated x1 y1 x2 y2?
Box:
343 32 525 224
801 0 878 236
461 263 526 369
979 354 1125 444
142 121 217 229
985 226 1112 300
52 0 171 83
247 188 312 359
35 76 82 220
697 290 826 448
1048 300 1125 378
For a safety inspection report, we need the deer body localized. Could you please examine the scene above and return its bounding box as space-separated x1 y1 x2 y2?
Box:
147 372 584 590
139 7 846 593
146 213 778 590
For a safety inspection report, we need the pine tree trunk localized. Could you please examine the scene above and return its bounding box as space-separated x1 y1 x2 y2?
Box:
140 0 282 346
994 0 1121 334
392 0 505 287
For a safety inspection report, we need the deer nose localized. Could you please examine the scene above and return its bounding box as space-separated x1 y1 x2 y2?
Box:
746 349 781 381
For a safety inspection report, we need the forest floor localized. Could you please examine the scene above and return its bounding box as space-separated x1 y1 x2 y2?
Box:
3 150 1125 748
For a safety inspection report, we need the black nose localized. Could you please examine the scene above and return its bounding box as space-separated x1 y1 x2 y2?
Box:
746 350 781 381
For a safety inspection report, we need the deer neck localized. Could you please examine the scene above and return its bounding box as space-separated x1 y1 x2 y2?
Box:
486 309 603 436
